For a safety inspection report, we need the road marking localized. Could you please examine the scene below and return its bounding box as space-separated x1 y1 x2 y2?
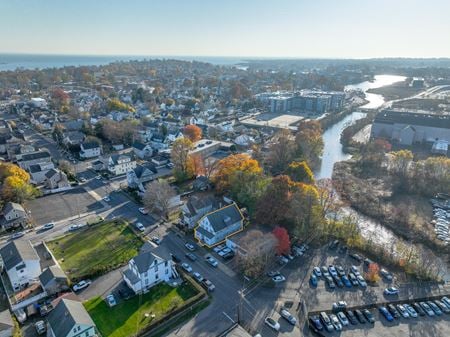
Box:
222 311 235 323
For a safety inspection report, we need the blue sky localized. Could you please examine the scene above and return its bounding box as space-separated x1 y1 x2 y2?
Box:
1 0 449 58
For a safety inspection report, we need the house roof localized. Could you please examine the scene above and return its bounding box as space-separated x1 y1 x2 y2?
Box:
186 195 216 217
132 164 157 179
132 141 147 151
110 153 133 165
20 150 51 162
123 268 140 285
196 226 215 239
131 245 171 274
0 240 39 271
64 131 85 142
0 310 13 331
47 299 95 337
45 168 60 179
375 110 450 129
3 202 25 215
39 265 67 287
81 141 100 150
62 120 84 131
204 203 243 232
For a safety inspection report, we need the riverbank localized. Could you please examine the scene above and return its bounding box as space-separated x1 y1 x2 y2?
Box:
366 78 422 101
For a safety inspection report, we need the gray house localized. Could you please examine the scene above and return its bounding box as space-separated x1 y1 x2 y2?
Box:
0 202 28 229
181 195 217 229
132 141 153 159
127 164 157 192
39 265 69 295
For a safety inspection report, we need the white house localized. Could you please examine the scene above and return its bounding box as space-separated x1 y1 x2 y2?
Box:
132 142 153 159
194 203 244 247
18 150 52 170
127 164 156 192
29 162 55 185
181 195 217 229
106 153 136 176
47 299 97 337
0 240 41 292
79 142 102 159
0 202 28 229
45 168 70 190
122 246 176 294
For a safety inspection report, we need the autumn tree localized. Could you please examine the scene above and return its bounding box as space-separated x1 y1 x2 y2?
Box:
106 98 135 112
295 120 324 168
213 154 262 193
255 175 292 226
143 180 176 219
0 163 30 182
364 263 381 283
183 124 202 142
287 160 314 183
266 129 296 174
51 88 70 112
171 138 194 181
235 230 277 278
272 226 291 255
389 150 413 182
0 163 40 204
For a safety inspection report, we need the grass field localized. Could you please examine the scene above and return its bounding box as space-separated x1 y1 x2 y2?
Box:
47 220 142 281
84 283 199 337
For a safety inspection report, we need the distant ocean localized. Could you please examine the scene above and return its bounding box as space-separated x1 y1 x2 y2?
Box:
0 54 247 72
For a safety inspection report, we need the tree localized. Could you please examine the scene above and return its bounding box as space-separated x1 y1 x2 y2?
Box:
235 230 277 278
287 161 314 183
106 98 135 112
255 175 292 226
266 129 295 174
229 171 270 214
171 138 194 181
51 88 70 112
183 124 202 142
213 154 262 193
58 160 74 177
272 226 291 255
0 163 30 182
143 180 176 219
295 120 324 168
364 263 381 283
2 175 39 203
389 150 413 181
288 183 321 238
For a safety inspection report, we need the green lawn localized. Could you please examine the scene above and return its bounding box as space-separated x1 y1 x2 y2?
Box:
47 220 142 281
84 283 199 337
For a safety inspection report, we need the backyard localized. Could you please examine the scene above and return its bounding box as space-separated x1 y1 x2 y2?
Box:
84 282 200 337
46 220 142 281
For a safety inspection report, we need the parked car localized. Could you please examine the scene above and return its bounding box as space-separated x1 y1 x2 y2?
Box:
35 320 46 335
310 274 318 287
330 314 342 331
412 302 426 316
349 253 363 262
138 207 148 214
10 231 25 240
328 265 338 276
313 267 322 277
319 312 334 332
384 287 399 296
321 265 329 276
356 275 367 288
102 196 110 202
267 271 280 277
332 301 348 312
380 268 393 281
280 308 297 325
427 301 442 316
41 222 55 231
106 294 117 307
336 265 345 277
397 304 410 318
363 258 374 267
419 302 435 317
181 263 192 273
326 276 336 289
185 253 197 261
218 248 232 256
278 255 289 265
309 315 323 331
404 304 418 318
264 317 280 331
348 273 359 286
435 300 450 314
206 256 218 267
350 265 359 274
346 310 358 325
273 275 286 283
337 311 349 326
362 309 375 324
185 242 196 251
73 280 91 292
442 296 450 308
387 304 401 319
201 279 215 292
135 222 145 232
341 275 352 288
354 309 366 323
333 275 344 288
151 236 161 245
222 251 235 260
192 272 203 283
213 244 226 253
379 306 394 322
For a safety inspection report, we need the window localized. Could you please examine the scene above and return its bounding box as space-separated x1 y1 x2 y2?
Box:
155 274 159 280
164 261 168 266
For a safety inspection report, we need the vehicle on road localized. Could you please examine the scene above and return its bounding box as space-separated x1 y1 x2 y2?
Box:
379 306 394 322
337 311 349 326
310 274 318 287
332 301 347 312
73 280 91 292
135 222 145 232
151 236 161 245
68 223 83 232
106 294 117 307
185 253 197 261
10 231 25 240
185 242 196 251
384 287 399 296
272 274 286 283
192 272 203 283
363 309 375 323
264 317 280 331
35 320 46 335
313 267 322 277
320 312 334 332
181 263 192 273
206 256 218 267
201 279 215 292
41 222 55 231
346 310 358 325
280 308 297 325
330 314 342 331
308 315 323 331
138 207 148 214
420 302 435 316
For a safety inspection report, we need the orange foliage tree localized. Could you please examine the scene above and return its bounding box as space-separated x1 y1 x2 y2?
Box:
365 263 381 283
183 124 202 142
272 226 291 255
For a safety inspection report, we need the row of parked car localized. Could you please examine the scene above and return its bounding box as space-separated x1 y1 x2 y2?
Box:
430 198 450 244
310 264 368 289
309 307 375 333
379 296 450 321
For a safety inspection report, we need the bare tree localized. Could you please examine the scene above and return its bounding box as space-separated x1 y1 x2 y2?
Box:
235 230 277 278
143 180 176 219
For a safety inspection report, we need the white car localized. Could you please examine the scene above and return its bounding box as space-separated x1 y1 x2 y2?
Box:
384 287 399 295
264 317 280 331
138 207 148 215
272 275 286 283
135 222 145 232
206 256 218 267
280 308 297 325
151 236 161 245
68 224 82 232
35 320 46 335
102 196 110 202
106 294 117 307
73 280 91 292
95 175 102 180
193 272 203 283
41 222 55 230
181 263 192 273
218 247 232 256
10 231 25 240
213 244 226 253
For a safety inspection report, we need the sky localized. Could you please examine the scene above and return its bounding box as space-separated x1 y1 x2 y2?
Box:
1 0 450 58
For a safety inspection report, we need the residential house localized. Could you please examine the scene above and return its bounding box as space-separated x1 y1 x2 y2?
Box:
181 195 217 229
0 310 14 337
151 154 170 167
61 120 84 132
29 162 55 185
150 133 169 150
107 153 136 176
91 160 104 171
194 203 244 247
63 131 85 146
39 265 69 295
0 240 41 292
127 164 157 192
0 202 28 230
132 141 153 159
18 150 51 170
45 168 70 190
123 246 176 294
47 299 97 337
79 142 102 159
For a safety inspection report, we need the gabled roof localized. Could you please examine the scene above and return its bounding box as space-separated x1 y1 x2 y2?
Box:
110 153 133 165
47 299 95 337
81 141 100 150
45 168 60 179
20 150 51 162
186 195 216 217
132 164 157 178
132 141 148 151
203 203 243 232
39 265 67 286
131 245 171 274
0 240 39 271
3 202 25 215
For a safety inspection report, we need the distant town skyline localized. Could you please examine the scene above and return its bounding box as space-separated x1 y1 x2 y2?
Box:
1 0 450 58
